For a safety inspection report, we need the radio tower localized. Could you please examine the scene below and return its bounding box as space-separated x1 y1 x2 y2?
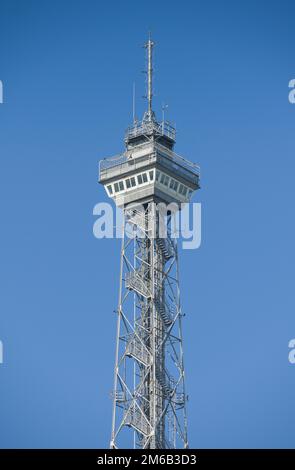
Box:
99 35 200 449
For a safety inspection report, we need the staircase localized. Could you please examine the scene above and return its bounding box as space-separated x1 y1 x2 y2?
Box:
156 237 174 261
155 298 173 326
125 208 147 231
155 365 176 399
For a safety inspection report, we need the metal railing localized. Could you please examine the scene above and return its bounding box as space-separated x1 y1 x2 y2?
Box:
173 393 185 406
125 119 176 142
114 391 125 402
99 141 200 181
155 142 200 175
99 152 128 171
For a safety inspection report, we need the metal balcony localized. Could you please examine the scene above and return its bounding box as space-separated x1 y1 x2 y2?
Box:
125 270 151 298
99 141 200 185
125 408 150 436
126 335 150 366
125 119 176 143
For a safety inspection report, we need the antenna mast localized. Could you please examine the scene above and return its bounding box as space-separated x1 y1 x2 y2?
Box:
144 33 154 121
133 82 136 123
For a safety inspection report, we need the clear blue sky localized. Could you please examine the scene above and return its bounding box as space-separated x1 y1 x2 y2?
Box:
0 0 295 448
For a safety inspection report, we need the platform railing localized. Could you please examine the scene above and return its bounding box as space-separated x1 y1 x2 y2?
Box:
125 119 176 142
99 141 200 180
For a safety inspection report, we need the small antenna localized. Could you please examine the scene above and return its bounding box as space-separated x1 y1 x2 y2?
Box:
162 103 168 123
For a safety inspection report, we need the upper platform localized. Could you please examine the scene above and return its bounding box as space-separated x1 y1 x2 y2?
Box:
125 119 176 150
99 140 199 185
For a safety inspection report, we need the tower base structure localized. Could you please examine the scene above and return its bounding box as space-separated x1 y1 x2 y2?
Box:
110 202 188 449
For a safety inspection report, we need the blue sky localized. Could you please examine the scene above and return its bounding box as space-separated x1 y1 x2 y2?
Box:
0 0 295 448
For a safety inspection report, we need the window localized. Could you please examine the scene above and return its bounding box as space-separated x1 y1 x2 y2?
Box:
130 177 136 187
126 179 131 189
137 174 143 185
149 170 154 181
178 184 187 196
142 173 148 183
119 181 124 191
159 173 170 186
167 177 180 192
114 182 119 193
156 170 160 181
107 185 113 195
163 175 169 186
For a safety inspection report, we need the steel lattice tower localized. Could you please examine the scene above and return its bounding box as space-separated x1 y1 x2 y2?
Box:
99 36 200 449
